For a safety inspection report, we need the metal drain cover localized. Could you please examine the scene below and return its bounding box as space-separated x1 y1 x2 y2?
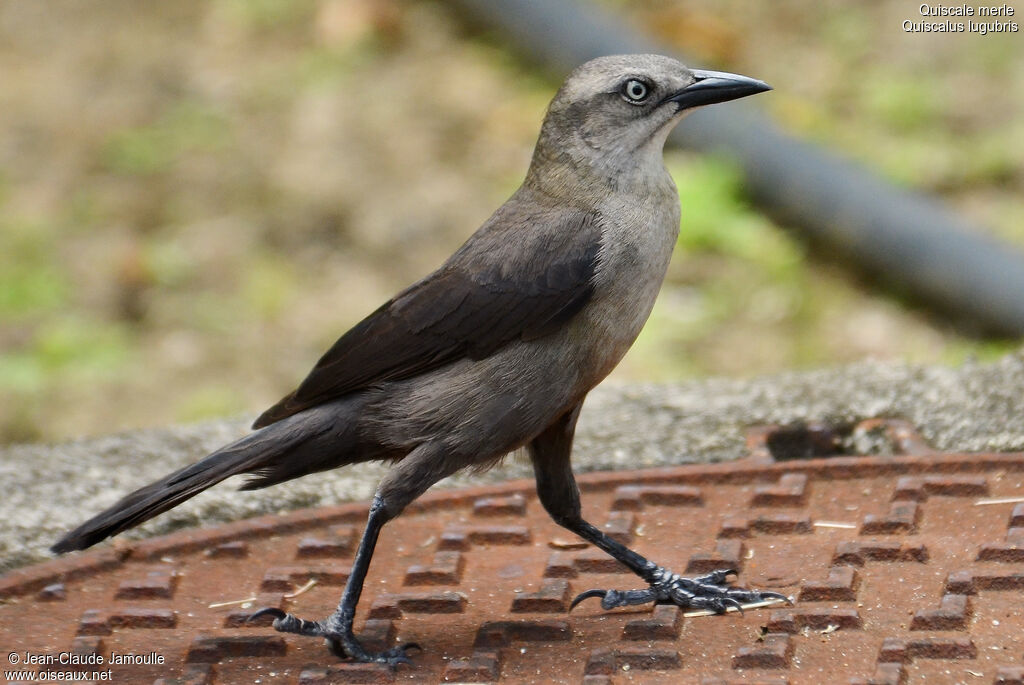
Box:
2 430 1023 683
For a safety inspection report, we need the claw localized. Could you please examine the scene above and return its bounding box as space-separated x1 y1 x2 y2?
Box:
698 568 736 584
246 607 287 623
762 591 793 605
722 597 744 615
569 589 607 612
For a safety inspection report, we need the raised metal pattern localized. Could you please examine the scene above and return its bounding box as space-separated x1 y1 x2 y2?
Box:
2 422 1022 683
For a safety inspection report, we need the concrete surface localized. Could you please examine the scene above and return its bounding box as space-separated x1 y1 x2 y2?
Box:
3 351 1023 574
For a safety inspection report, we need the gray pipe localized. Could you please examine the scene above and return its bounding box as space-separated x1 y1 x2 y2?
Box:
453 0 1024 336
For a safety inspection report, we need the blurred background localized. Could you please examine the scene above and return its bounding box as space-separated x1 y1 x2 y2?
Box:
0 0 1021 445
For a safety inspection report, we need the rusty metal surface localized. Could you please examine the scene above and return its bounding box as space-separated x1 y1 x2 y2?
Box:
3 422 1024 684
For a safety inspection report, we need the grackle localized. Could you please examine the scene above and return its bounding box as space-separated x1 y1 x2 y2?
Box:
53 55 780 666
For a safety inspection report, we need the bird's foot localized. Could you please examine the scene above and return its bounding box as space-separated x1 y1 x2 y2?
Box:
569 567 790 614
248 608 420 668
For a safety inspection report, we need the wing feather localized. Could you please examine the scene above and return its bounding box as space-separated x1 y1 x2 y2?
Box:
253 201 602 428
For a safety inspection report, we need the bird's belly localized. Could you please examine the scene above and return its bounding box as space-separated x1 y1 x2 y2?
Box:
369 346 580 463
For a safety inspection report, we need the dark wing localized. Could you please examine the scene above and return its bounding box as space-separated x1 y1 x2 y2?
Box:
253 205 602 428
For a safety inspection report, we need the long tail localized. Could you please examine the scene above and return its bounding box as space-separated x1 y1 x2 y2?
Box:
52 403 355 554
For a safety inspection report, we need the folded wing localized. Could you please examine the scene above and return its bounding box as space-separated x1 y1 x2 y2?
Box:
253 204 602 428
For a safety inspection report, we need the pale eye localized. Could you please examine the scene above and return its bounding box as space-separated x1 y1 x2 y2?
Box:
621 79 651 104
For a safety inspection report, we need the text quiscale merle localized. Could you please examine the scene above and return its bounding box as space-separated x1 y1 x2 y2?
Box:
917 3 1015 16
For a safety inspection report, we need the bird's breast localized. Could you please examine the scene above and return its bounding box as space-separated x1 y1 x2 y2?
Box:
568 184 680 386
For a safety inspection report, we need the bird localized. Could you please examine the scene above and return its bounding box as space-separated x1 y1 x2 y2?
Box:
53 54 780 666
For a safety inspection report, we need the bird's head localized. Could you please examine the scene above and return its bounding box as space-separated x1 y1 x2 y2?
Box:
528 54 770 191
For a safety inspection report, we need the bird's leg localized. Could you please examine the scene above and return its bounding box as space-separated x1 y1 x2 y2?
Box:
562 520 787 612
249 493 418 666
250 442 454 666
529 404 788 614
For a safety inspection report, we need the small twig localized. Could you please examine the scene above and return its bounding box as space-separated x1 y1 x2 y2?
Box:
683 595 791 618
208 596 257 609
813 521 857 529
974 496 1024 506
284 579 318 599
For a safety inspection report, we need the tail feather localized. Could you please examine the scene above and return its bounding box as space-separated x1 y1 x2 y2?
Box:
51 417 330 554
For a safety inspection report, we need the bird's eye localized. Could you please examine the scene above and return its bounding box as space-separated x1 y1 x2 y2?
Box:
621 79 651 104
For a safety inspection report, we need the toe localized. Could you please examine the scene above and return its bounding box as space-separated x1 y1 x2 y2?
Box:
569 589 608 611
246 607 286 623
326 637 348 659
380 642 421 669
720 597 745 614
385 654 413 669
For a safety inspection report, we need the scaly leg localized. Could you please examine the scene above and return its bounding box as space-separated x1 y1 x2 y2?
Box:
250 494 419 665
250 443 455 666
529 403 788 614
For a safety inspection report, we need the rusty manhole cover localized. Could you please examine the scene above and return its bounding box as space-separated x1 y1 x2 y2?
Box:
2 422 1023 683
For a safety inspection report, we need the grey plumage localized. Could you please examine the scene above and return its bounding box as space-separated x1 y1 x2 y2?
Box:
53 55 776 664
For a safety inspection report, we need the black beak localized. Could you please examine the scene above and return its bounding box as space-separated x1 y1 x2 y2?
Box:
665 69 771 110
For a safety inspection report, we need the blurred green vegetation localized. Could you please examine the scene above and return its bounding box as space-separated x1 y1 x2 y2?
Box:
0 220 70 320
0 0 1020 444
101 102 232 177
